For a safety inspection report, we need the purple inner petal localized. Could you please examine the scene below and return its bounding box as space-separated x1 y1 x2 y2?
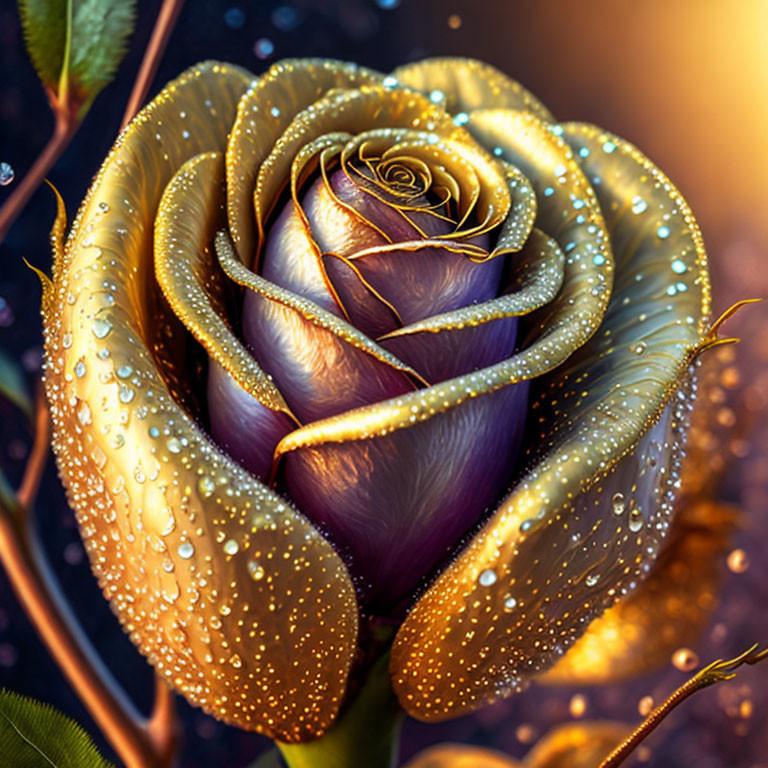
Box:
207 360 294 479
242 290 415 423
381 316 519 383
281 381 530 610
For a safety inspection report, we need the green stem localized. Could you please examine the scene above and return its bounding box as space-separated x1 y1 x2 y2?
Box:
277 653 404 768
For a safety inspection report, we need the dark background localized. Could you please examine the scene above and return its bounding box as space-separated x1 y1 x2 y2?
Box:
2 1 768 766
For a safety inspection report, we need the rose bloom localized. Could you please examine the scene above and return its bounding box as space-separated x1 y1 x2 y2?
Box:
42 58 709 744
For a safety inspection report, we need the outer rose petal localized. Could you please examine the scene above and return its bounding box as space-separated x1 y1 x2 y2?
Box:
389 120 710 722
43 62 359 741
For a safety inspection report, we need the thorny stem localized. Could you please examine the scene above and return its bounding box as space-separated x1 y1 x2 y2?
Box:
598 644 768 768
0 112 78 247
121 0 186 130
0 393 178 768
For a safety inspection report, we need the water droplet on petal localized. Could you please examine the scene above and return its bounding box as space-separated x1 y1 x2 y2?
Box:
223 539 239 555
198 476 215 498
177 542 194 559
91 318 112 339
585 572 600 587
478 568 497 586
503 595 517 611
248 560 265 581
612 492 626 515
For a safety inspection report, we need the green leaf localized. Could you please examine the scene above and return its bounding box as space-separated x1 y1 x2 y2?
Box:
0 348 32 420
17 0 136 113
18 0 67 90
0 689 116 767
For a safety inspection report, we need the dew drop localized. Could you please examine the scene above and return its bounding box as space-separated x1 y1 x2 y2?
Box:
657 225 671 239
631 196 647 214
478 568 497 587
198 476 215 498
671 259 687 274
118 386 135 403
248 560 265 581
116 365 133 379
612 492 626 515
177 542 194 559
229 653 242 668
62 333 73 349
632 341 647 355
76 402 92 425
629 509 644 533
91 318 112 339
585 572 600 587
0 162 14 186
74 360 87 378
223 539 239 556
429 89 445 103
503 595 517 611
270 106 281 117
167 437 182 454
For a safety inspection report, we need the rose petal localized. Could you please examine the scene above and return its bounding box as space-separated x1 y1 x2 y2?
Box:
280 381 529 609
389 121 710 723
381 317 519 383
217 234 420 423
242 290 415 422
327 171 502 325
260 191 341 314
207 360 295 479
391 57 554 121
44 62 359 741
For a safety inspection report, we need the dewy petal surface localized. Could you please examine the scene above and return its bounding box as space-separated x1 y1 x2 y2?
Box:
390 57 554 122
226 58 383 260
390 123 710 721
43 62 358 741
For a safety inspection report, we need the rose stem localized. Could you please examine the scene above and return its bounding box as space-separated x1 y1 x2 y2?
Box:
0 111 78 246
598 644 768 768
0 387 178 768
121 0 187 130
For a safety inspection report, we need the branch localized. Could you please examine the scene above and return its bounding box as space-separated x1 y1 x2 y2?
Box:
0 111 78 246
121 0 186 130
0 393 178 768
598 644 768 768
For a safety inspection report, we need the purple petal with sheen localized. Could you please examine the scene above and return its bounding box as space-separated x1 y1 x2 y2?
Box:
322 253 401 338
207 360 294 479
281 381 530 609
242 290 415 423
332 172 502 324
381 316 519 383
259 193 340 314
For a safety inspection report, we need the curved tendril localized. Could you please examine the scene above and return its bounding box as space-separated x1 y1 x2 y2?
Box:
598 644 768 768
